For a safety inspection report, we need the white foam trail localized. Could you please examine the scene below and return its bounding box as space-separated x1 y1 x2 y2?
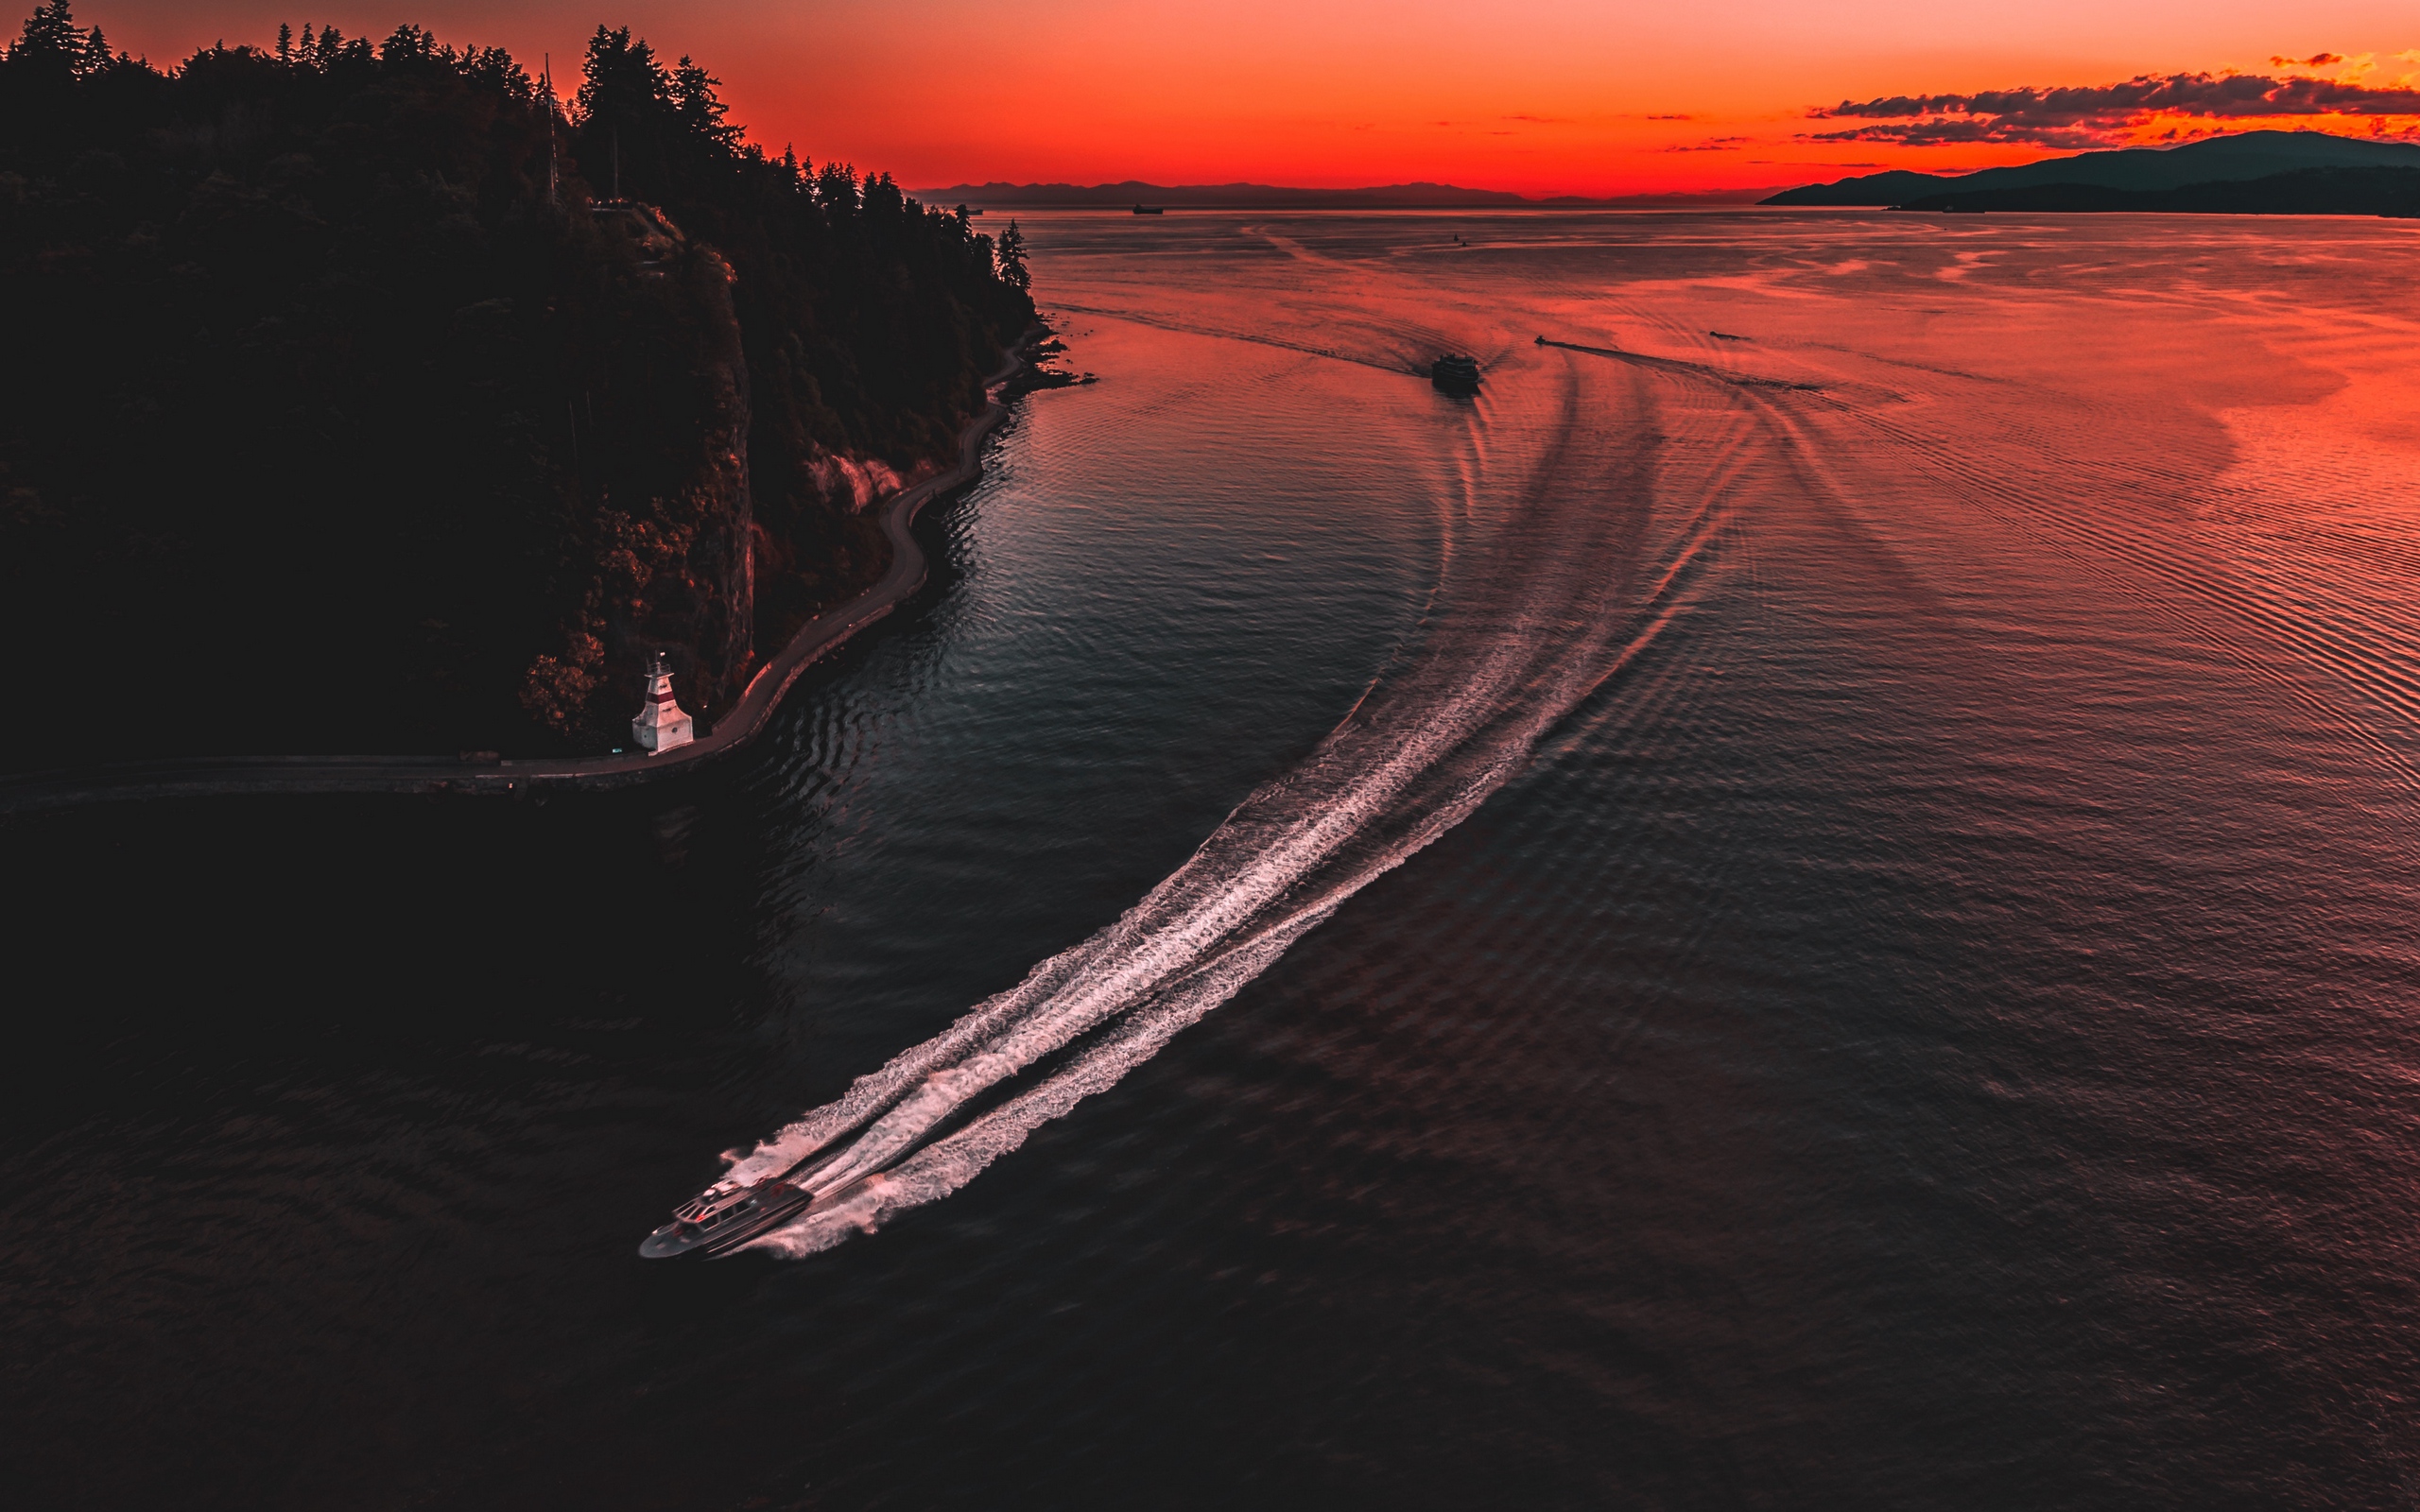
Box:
744 600 1674 1258
751 919 1310 1255
706 359 1742 1252
719 628 1535 1195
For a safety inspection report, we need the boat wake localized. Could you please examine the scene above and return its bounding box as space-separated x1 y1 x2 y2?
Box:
680 356 1749 1258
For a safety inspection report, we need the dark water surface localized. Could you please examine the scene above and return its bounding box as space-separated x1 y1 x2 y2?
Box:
7 211 2420 1509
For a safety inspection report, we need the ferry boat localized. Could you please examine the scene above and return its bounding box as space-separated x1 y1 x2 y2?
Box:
1132 203 1166 215
1430 353 1481 393
638 1176 817 1259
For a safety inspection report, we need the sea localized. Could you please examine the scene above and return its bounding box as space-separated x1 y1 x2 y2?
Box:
6 210 2419 1510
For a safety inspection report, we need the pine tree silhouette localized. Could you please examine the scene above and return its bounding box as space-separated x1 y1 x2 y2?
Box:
995 220 1031 292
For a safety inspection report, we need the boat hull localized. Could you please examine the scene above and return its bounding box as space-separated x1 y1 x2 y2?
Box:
1430 354 1481 393
637 1180 816 1259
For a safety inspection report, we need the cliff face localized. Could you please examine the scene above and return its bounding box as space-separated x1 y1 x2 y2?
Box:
516 216 759 746
666 251 756 717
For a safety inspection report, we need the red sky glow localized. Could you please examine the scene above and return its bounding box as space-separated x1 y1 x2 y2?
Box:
73 1 2420 195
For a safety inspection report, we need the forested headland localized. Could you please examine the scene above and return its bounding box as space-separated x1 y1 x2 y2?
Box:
0 4 1035 765
1897 165 2420 216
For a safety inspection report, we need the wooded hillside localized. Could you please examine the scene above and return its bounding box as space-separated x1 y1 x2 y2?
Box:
0 5 1033 762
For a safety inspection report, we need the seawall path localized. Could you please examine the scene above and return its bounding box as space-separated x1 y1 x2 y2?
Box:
0 338 1035 818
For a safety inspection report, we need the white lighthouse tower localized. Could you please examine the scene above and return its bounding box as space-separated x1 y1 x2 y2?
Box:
631 650 696 754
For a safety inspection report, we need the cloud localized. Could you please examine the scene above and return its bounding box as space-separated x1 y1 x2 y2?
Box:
1806 69 2420 146
1806 120 2110 147
2271 52 2345 66
1662 136 1750 152
1645 113 1693 120
1501 113 1569 123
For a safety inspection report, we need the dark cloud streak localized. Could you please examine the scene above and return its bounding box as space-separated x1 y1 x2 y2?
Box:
1807 69 2420 146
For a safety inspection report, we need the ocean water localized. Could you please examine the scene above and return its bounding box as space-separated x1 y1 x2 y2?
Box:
5 210 2419 1510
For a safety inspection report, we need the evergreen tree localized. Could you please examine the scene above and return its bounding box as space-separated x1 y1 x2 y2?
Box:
995 219 1030 292
9 0 73 59
5 0 93 80
669 55 737 150
815 159 857 215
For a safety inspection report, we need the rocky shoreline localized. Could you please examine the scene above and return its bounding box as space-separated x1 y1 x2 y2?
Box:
0 334 1042 818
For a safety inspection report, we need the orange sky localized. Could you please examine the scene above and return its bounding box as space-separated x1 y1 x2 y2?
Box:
84 1 2420 195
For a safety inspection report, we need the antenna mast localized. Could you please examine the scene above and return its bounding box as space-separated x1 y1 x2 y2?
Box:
543 53 559 210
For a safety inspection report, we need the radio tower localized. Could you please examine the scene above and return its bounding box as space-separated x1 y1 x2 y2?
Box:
543 54 559 210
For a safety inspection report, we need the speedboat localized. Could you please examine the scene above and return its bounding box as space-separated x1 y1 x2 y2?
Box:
1430 353 1481 393
638 1176 817 1259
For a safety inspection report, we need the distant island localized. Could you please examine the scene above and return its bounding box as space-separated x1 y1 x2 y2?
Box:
1764 129 2420 214
920 180 1775 210
0 5 1033 769
1900 165 2420 216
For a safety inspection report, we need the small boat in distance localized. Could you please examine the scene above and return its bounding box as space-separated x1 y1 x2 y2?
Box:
1132 203 1166 215
1431 353 1481 393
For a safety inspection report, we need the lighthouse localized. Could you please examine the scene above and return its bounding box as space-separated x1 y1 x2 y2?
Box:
631 650 696 754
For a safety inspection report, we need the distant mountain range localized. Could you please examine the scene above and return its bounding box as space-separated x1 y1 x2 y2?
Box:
922 130 2420 216
916 180 1777 210
1763 129 2420 206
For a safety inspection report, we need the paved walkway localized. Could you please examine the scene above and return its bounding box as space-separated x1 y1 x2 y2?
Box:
0 342 1031 818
